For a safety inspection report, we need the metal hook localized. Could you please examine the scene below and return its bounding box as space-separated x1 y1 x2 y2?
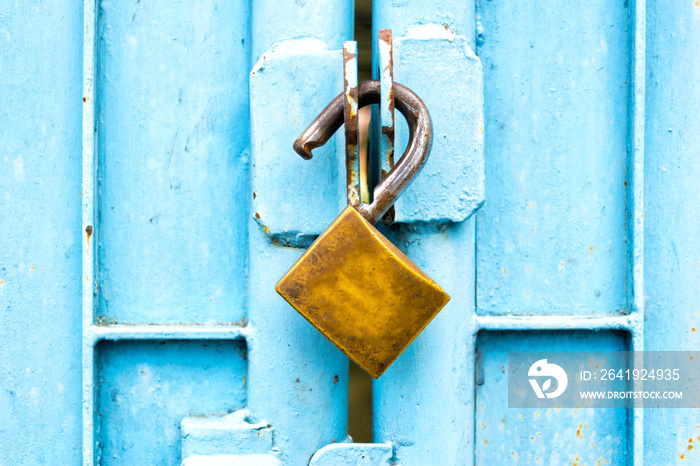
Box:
293 80 432 225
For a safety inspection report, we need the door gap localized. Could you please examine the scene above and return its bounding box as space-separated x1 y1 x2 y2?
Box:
348 359 373 442
356 0 373 204
348 0 374 444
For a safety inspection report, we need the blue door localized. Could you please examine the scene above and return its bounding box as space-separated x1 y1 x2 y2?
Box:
1 1 699 464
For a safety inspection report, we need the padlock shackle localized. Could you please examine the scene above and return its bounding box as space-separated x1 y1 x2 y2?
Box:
294 80 432 225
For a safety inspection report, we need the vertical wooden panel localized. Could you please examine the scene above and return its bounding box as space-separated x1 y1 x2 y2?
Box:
476 0 630 315
246 1 353 463
95 340 246 464
0 1 83 462
476 331 631 464
644 0 700 463
96 0 251 324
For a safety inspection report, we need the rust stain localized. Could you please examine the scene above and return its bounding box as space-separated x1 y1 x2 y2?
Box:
268 236 292 248
83 97 87 103
254 212 261 219
85 225 93 250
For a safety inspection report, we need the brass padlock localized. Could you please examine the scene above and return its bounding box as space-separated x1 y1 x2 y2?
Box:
276 81 450 378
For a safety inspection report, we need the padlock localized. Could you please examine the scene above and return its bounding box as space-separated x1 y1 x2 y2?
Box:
276 81 450 378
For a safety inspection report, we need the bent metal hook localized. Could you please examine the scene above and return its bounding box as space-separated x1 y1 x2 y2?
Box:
293 80 432 225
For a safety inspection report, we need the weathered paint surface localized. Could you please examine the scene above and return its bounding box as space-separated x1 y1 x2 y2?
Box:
343 41 361 209
476 331 631 464
2 0 699 464
644 0 700 464
390 28 484 224
309 442 393 465
475 0 631 316
247 2 353 465
372 0 645 464
95 340 247 464
250 39 346 245
181 409 275 458
96 0 251 324
0 0 83 463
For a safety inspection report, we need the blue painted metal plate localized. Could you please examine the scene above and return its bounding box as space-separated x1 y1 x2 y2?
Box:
250 40 347 246
391 26 485 224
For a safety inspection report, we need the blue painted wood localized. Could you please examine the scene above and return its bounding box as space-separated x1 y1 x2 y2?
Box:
246 1 353 464
373 219 476 464
373 1 485 224
2 0 698 463
96 0 251 324
644 1 700 463
390 29 484 223
475 0 631 316
0 1 83 463
250 40 347 243
251 0 352 65
371 1 644 465
95 340 247 464
373 0 476 46
476 331 631 464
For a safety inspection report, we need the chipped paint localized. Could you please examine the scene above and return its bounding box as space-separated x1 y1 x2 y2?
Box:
343 41 361 209
378 29 396 225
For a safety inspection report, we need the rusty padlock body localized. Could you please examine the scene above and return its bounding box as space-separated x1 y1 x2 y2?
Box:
277 81 450 378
